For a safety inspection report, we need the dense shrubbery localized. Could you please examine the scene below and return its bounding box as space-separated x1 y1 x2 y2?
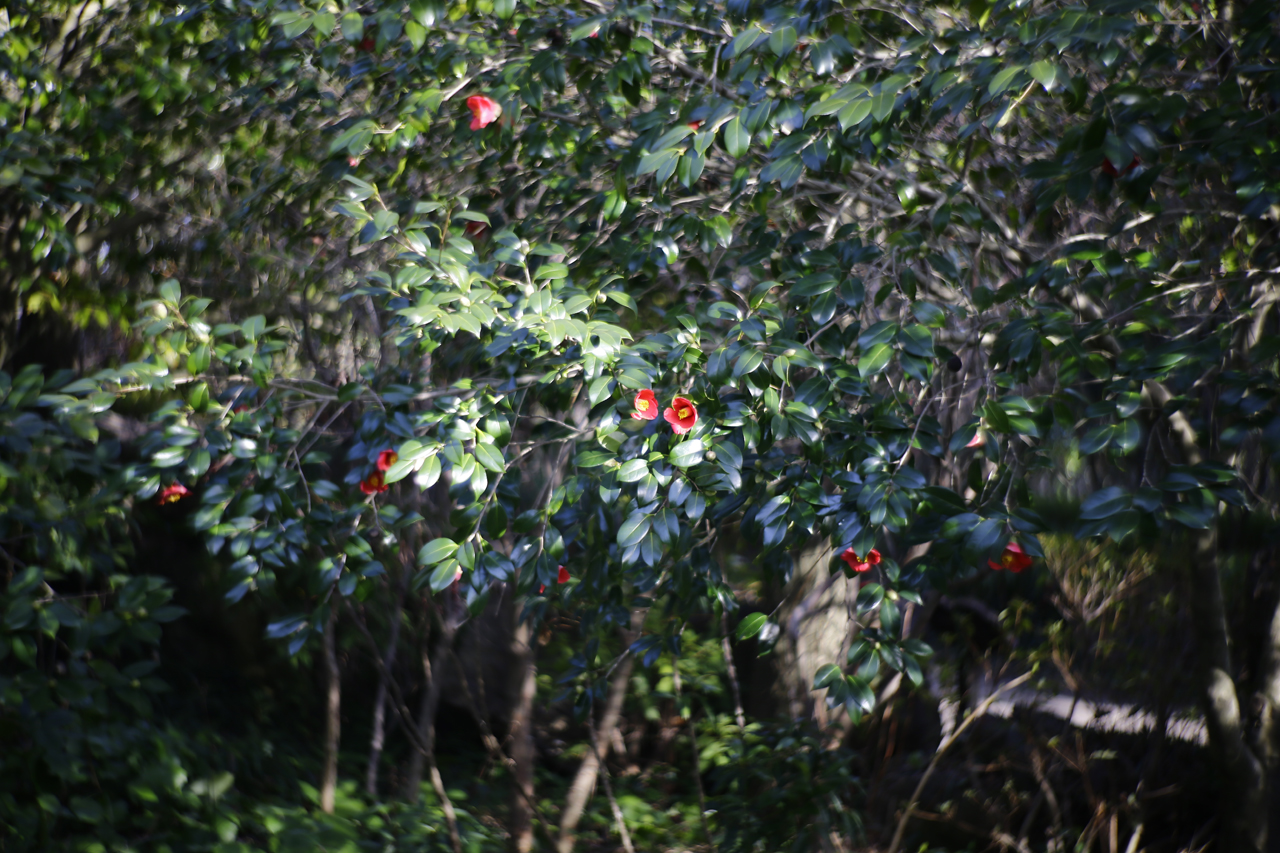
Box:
4 0 1280 850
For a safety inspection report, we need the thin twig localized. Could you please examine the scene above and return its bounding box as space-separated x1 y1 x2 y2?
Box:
586 696 636 853
886 671 1034 853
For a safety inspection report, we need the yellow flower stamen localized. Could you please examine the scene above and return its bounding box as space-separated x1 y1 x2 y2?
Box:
678 407 691 419
638 399 650 411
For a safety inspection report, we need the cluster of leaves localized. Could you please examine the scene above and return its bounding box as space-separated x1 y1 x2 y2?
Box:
87 0 1278 788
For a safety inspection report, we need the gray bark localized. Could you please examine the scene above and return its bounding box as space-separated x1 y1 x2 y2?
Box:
1190 527 1266 852
509 618 537 853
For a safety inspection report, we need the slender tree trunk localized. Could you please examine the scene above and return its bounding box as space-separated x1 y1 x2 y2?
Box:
404 644 432 802
321 606 341 814
405 623 451 800
557 647 636 853
1189 527 1266 851
1254 575 1280 850
509 617 538 853
365 586 406 798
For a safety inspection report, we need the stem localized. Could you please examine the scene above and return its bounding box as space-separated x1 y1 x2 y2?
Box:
320 605 341 815
720 609 747 732
886 671 1033 853
345 600 463 853
365 582 406 797
586 687 635 853
558 633 637 853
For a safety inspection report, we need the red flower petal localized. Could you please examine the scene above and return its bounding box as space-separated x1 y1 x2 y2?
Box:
157 483 190 504
839 547 879 573
557 566 570 584
991 542 1034 572
663 397 697 435
376 449 398 471
360 472 387 495
467 95 501 130
631 389 658 421
687 120 703 130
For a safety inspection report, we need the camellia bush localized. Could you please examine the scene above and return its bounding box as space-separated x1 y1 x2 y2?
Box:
3 0 1279 850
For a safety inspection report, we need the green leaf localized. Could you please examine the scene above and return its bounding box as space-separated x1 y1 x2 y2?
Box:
417 538 458 566
870 88 897 122
768 26 797 56
574 450 614 468
736 612 768 640
837 97 873 130
1079 487 1131 521
1029 60 1060 90
669 438 705 468
187 344 211 375
474 443 506 473
415 455 442 489
1167 502 1213 529
759 154 804 188
638 148 679 177
241 315 265 342
569 17 605 41
652 124 696 151
846 675 875 712
857 343 893 377
429 559 461 592
159 279 181 304
618 512 651 548
723 118 751 158
813 663 842 689
618 458 649 482
341 11 364 40
988 65 1025 96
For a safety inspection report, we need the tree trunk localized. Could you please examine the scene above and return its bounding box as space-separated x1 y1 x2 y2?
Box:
321 606 341 814
557 642 636 853
405 622 449 800
1254 573 1280 851
365 586 406 798
1189 527 1266 851
509 617 538 853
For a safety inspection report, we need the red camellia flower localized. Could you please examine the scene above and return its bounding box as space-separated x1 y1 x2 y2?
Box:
157 483 190 505
687 120 704 130
664 397 698 435
558 566 571 584
376 449 398 471
1102 155 1140 177
360 471 389 495
466 95 502 130
840 547 881 573
631 389 658 421
989 542 1034 573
